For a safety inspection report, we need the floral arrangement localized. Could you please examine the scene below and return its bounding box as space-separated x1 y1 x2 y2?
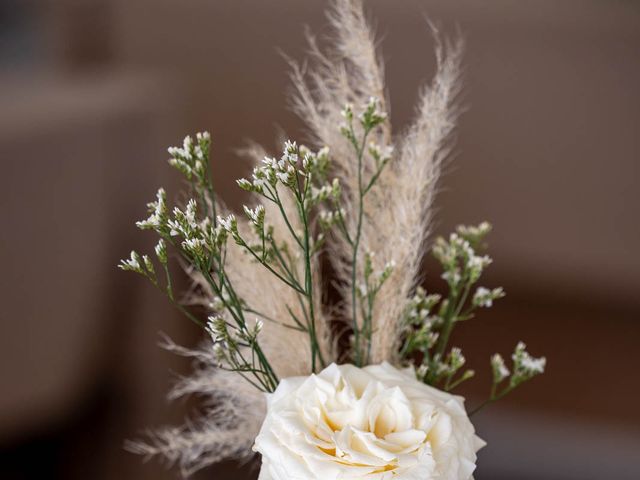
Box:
121 1 545 478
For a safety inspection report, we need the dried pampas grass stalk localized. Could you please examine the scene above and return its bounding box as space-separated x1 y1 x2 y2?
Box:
366 31 463 363
125 338 265 476
288 0 391 194
291 0 463 362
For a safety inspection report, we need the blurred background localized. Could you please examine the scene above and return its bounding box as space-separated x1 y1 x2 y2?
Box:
1 0 639 479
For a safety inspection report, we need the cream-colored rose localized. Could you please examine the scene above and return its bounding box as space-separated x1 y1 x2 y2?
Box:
254 362 484 480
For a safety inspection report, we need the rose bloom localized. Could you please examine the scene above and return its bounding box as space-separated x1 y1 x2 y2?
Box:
254 362 484 480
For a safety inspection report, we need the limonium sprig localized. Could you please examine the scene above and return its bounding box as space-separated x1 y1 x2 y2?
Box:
399 221 545 410
121 133 280 392
468 342 546 415
122 128 351 390
235 140 337 371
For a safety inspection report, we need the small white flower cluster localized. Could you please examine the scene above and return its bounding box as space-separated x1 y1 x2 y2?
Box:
243 205 265 227
477 343 546 412
360 96 388 125
401 223 509 391
472 286 505 308
230 138 346 340
340 96 387 133
217 214 237 234
127 190 230 284
168 199 197 237
119 250 142 272
136 188 168 231
208 315 231 343
122 191 237 322
403 288 475 389
448 347 467 372
207 316 235 366
368 141 393 169
356 253 393 298
512 341 547 379
119 250 156 282
128 134 227 274
166 201 228 262
318 207 344 231
167 132 211 183
154 239 167 265
397 221 546 401
434 231 492 288
208 315 265 368
490 353 510 383
339 102 354 127
434 348 475 390
405 287 442 325
457 222 492 244
242 205 270 240
236 142 330 195
310 179 339 205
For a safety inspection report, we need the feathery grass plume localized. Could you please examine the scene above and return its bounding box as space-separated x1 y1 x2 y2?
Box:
126 338 265 477
290 0 463 363
366 30 463 363
288 0 390 195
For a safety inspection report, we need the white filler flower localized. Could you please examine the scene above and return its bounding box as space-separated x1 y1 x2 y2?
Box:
254 363 485 480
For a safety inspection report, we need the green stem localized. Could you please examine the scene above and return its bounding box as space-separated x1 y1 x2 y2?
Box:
238 239 306 294
269 237 299 286
270 185 304 250
203 151 217 226
201 257 279 391
364 162 388 195
469 384 513 416
434 280 472 370
334 208 353 245
300 189 325 371
218 272 279 389
351 126 372 366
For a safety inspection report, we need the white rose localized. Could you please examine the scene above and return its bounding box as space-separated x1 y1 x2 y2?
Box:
254 362 485 480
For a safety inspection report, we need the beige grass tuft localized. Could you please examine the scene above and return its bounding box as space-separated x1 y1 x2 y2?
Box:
290 2 463 363
125 338 265 476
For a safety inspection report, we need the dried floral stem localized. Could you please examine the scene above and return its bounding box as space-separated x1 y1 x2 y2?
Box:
350 124 370 366
120 1 546 474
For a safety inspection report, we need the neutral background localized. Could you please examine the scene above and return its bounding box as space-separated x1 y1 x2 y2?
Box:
1 1 639 479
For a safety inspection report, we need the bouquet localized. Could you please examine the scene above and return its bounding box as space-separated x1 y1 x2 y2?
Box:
121 1 545 478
